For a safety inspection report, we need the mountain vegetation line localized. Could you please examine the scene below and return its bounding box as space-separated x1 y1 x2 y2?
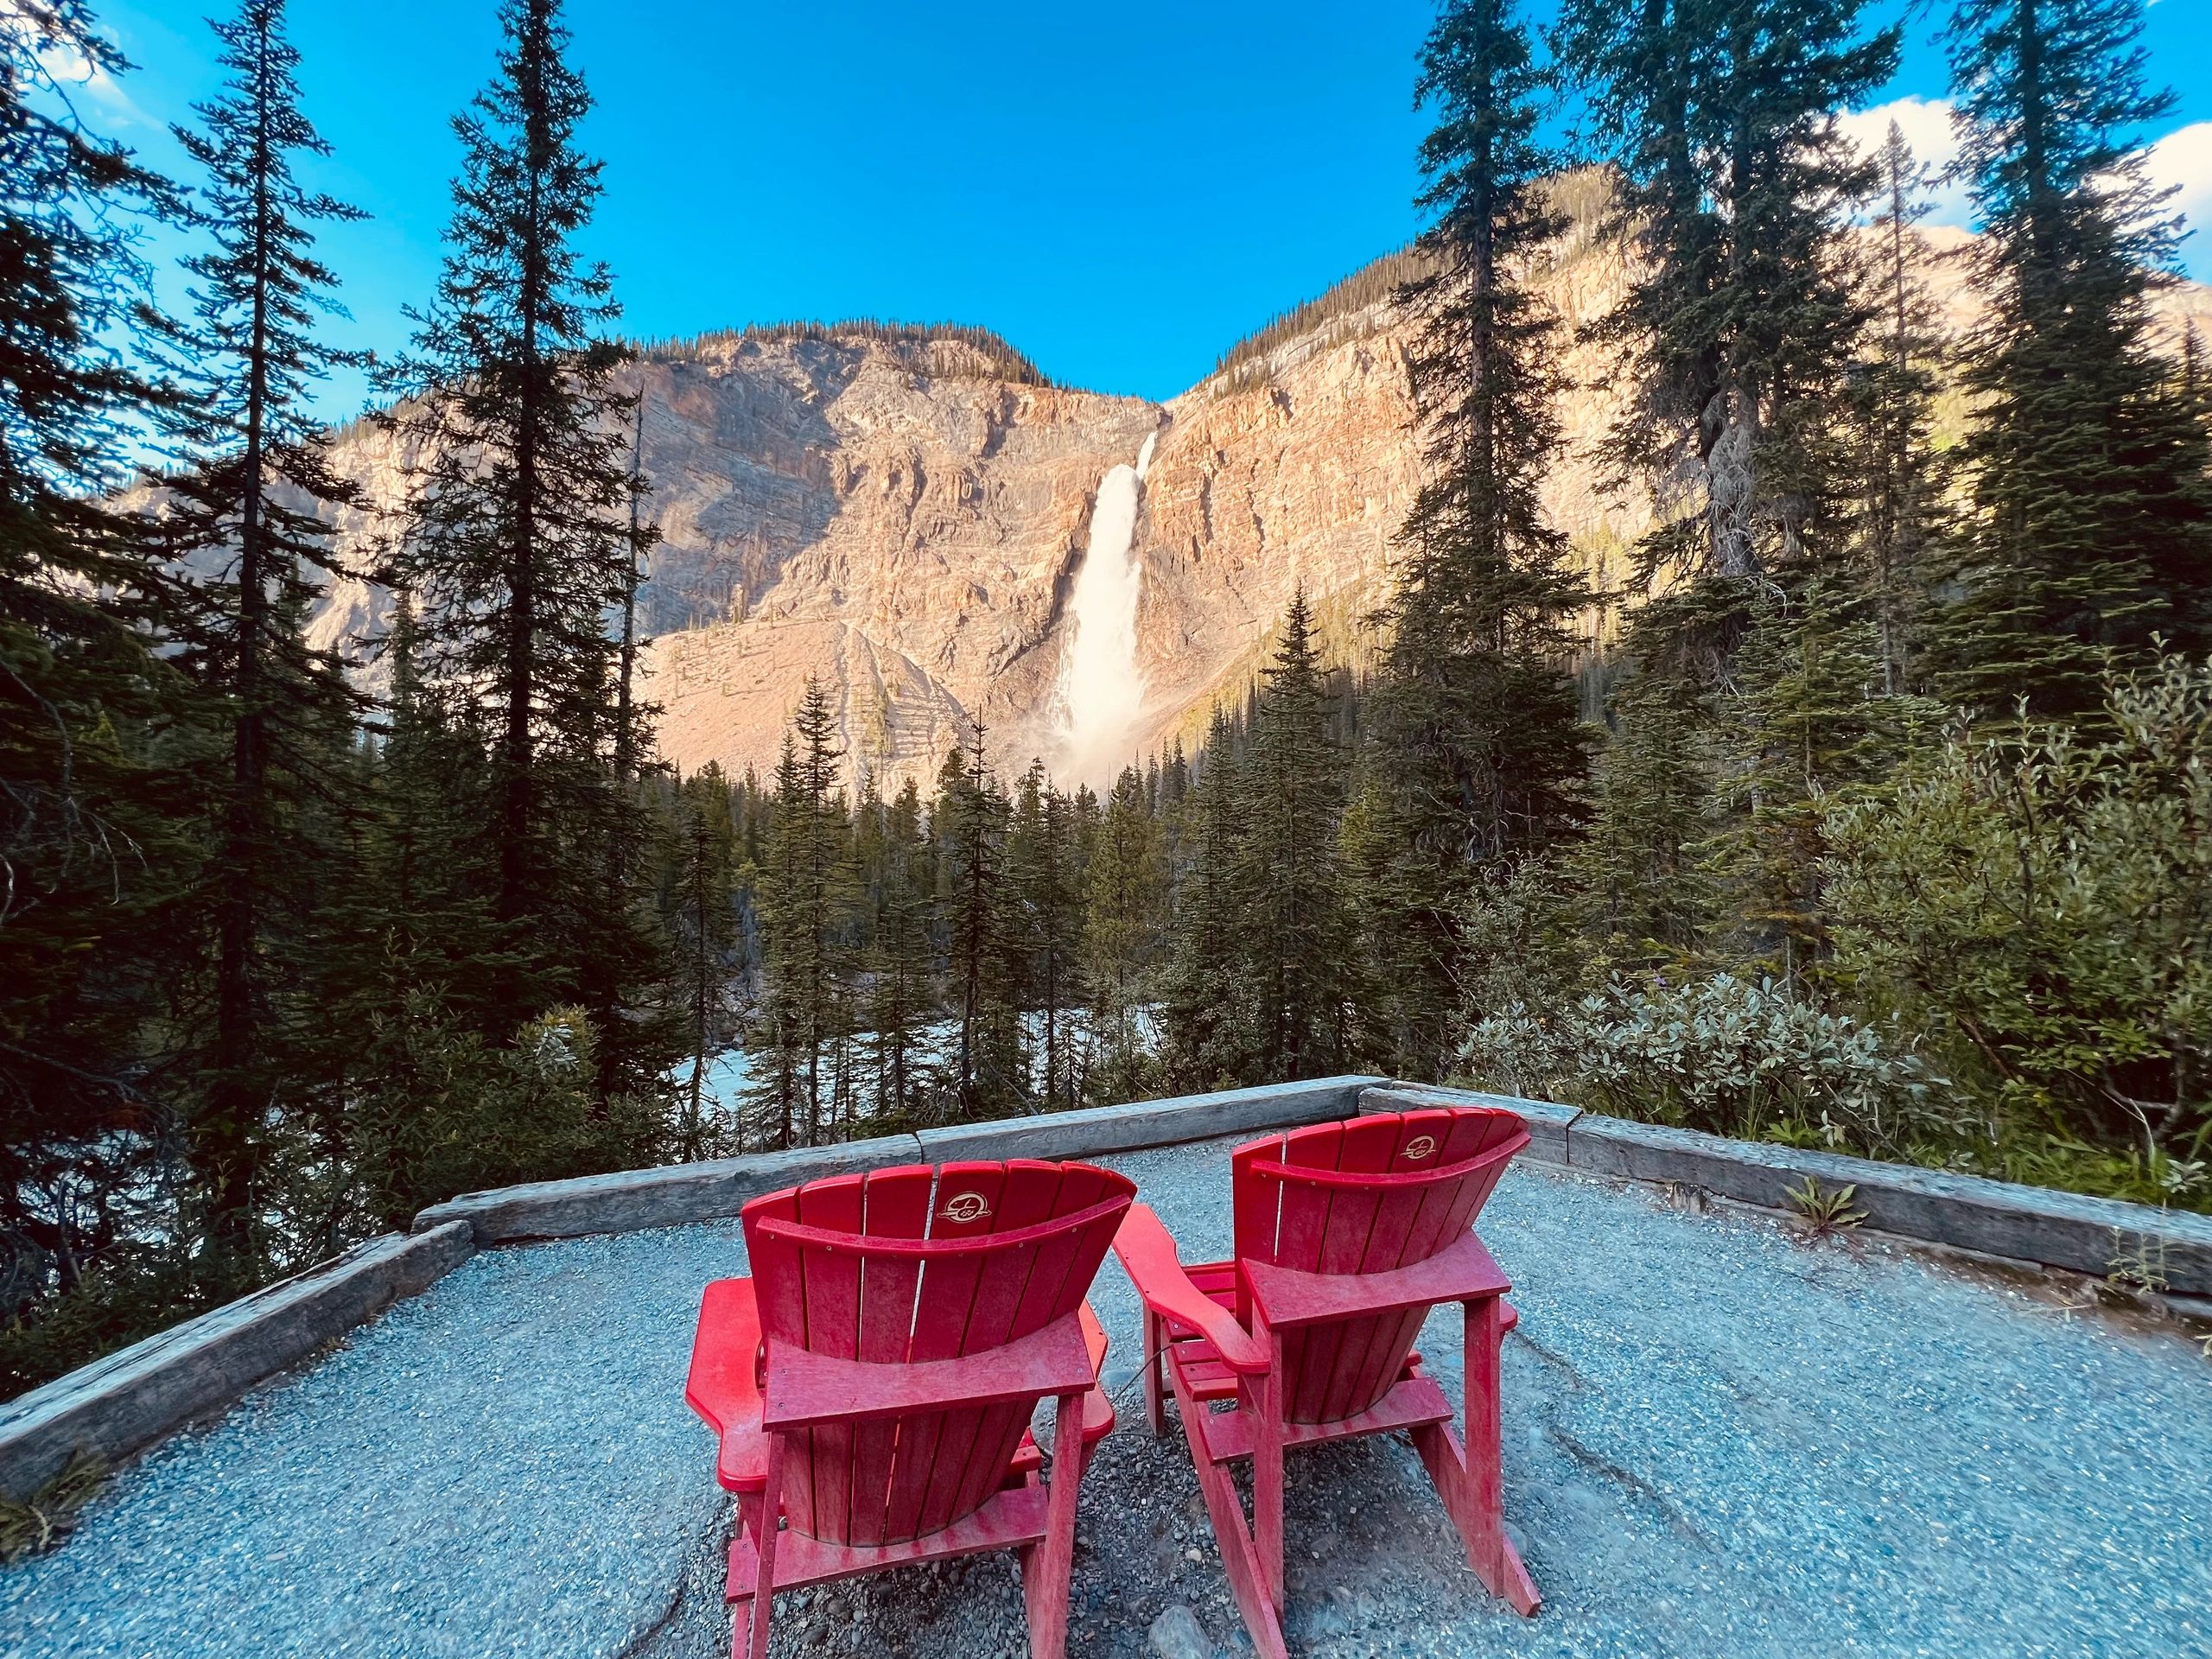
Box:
632 318 1054 387
3 0 2209 1397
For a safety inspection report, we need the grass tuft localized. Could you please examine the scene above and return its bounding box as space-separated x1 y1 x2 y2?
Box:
0 1449 109 1564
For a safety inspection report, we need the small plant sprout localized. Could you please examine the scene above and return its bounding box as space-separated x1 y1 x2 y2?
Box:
1784 1177 1867 1239
2037 1290 2100 1322
2105 1230 2171 1294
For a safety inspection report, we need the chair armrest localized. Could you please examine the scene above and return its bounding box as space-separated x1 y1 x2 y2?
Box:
1111 1204 1269 1375
1077 1300 1116 1443
763 1308 1096 1431
685 1276 763 1438
687 1276 769 1492
1242 1230 1511 1331
1079 1300 1109 1376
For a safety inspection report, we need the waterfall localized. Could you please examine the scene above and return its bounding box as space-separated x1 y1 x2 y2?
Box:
1053 430 1157 788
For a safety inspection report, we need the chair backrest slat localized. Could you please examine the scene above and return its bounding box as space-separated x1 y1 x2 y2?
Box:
847 1166 932 1548
1273 1120 1342 1272
925 1161 1065 1535
1357 1108 1454 1273
742 1158 1134 1549
792 1178 863 1541
878 1160 1002 1543
1230 1105 1526 1426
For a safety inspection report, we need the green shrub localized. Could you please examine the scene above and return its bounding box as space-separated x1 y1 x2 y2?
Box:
349 1000 643 1230
1821 655 2212 1193
1459 970 1953 1154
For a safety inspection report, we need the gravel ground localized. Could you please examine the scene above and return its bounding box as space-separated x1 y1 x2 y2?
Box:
5 1138 2209 1659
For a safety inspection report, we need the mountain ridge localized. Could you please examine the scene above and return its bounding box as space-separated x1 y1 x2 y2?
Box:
287 197 2212 792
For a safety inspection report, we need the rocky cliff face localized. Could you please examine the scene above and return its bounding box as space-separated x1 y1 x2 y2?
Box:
614 213 1646 790
288 215 2212 792
631 334 1160 786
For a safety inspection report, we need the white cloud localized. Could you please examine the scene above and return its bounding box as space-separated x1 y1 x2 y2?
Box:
2144 122 2212 278
1832 102 2212 278
0 0 138 124
1835 96 1974 226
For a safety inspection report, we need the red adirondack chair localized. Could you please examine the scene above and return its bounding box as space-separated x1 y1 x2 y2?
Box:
1113 1105 1538 1656
685 1160 1135 1659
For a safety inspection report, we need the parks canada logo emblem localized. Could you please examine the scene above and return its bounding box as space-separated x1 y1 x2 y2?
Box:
1402 1135 1438 1161
939 1190 992 1224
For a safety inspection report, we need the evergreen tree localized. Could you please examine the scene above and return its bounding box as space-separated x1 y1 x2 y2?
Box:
862 776 934 1126
935 721 1024 1118
1559 0 1897 602
1368 0 1593 1075
1160 709 1248 1089
1235 595 1358 1078
1838 122 1951 696
1009 760 1084 1111
0 1 207 1383
1708 583 1939 983
1568 670 1715 967
306 594 499 1230
1084 765 1164 1103
671 765 735 1158
1926 0 2212 717
149 0 370 1273
1160 740 1190 810
745 734 805 1151
1338 763 1428 1065
747 682 855 1147
382 0 664 1090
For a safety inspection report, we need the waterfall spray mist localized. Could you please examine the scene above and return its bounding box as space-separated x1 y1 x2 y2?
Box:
1053 430 1156 787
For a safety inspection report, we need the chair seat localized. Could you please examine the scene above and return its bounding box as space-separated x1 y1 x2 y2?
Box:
1158 1258 1515 1404
1194 1373 1457 1465
687 1277 1116 1498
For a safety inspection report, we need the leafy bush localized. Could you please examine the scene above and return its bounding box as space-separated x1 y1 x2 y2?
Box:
349 1000 660 1230
1821 655 2212 1197
1459 970 1954 1155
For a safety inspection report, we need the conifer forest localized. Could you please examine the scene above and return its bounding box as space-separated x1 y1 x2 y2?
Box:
4 0 2209 1395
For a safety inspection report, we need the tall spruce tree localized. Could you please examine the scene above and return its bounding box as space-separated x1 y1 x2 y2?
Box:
149 0 369 1273
1236 595 1358 1079
309 592 505 1230
1927 0 2212 717
1084 765 1163 1103
747 682 855 1147
862 775 933 1126
383 0 664 1087
1 0 201 1384
1839 122 1951 696
671 765 735 1158
1568 671 1715 966
935 721 1024 1118
1559 0 1897 608
1009 760 1084 1111
1708 582 1938 982
1368 0 1592 1075
745 734 805 1150
1160 709 1248 1089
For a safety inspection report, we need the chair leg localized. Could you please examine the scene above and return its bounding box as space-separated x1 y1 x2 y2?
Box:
1020 1390 1088 1659
1412 1295 1539 1617
1250 1330 1287 1612
743 1435 787 1659
1142 1309 1166 1438
1170 1359 1288 1659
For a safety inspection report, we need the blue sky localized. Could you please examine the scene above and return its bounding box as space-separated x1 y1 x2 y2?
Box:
60 0 2212 416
